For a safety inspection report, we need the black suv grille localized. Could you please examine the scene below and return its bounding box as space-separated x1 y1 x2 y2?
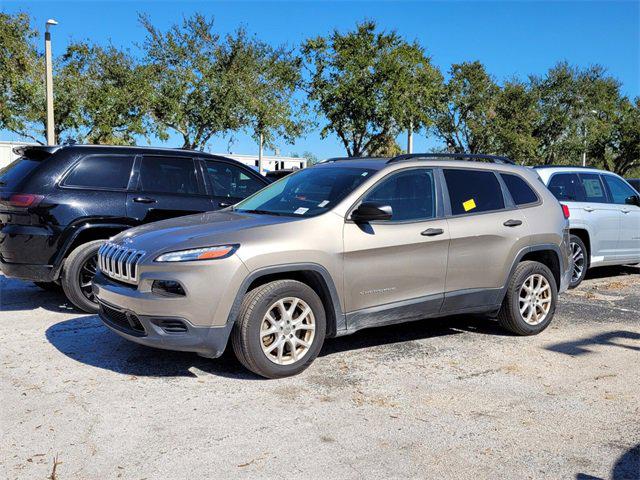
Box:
100 302 146 336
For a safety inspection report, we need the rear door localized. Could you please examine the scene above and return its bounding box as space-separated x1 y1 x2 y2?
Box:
442 168 530 311
601 174 640 261
126 155 211 224
200 159 266 209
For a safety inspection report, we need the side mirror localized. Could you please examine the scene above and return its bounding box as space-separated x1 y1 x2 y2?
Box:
351 202 392 222
625 195 640 207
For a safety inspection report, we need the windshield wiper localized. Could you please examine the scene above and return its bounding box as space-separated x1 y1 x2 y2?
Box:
240 209 282 216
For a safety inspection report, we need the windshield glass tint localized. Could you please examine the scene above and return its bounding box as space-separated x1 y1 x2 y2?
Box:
235 166 375 217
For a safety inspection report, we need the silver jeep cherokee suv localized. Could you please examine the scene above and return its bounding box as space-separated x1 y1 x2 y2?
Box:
93 154 572 378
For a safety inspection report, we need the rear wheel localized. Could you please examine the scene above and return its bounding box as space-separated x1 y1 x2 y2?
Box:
498 260 557 336
61 240 104 313
231 280 326 379
569 234 588 288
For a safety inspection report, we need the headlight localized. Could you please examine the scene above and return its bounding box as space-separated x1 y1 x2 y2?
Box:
154 244 238 262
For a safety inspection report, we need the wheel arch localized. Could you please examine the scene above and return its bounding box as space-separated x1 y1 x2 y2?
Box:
226 264 345 338
569 228 591 266
52 222 133 278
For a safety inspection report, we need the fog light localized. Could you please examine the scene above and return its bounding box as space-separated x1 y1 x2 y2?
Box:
151 280 186 297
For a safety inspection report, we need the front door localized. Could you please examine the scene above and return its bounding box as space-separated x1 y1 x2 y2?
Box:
126 155 211 224
343 168 449 327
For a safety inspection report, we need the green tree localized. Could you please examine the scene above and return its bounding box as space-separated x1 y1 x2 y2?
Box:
432 61 500 154
303 21 441 157
140 13 249 150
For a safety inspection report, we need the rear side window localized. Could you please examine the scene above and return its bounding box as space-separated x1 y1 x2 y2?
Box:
547 173 584 201
444 169 505 215
64 155 134 189
0 158 40 188
364 169 435 222
579 173 608 203
139 156 199 195
602 175 638 204
501 173 538 205
205 161 264 199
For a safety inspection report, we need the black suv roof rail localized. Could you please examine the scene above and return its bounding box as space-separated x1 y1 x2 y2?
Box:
388 153 515 165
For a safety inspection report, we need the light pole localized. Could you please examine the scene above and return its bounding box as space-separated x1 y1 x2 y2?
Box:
407 121 413 154
582 109 598 167
45 19 58 146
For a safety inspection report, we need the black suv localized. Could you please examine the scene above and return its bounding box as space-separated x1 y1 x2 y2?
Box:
0 144 268 312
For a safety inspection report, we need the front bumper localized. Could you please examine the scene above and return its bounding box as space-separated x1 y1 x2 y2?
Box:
97 298 233 358
92 270 241 358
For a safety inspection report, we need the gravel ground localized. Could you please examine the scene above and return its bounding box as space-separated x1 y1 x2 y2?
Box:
1 266 639 480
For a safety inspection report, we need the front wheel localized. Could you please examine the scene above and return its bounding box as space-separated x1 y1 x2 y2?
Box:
61 240 104 313
498 260 558 336
231 280 326 379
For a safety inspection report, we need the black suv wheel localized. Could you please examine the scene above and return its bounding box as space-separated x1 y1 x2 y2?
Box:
498 260 558 336
231 280 326 379
61 240 104 313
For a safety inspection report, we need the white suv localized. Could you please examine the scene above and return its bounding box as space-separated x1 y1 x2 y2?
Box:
536 167 640 288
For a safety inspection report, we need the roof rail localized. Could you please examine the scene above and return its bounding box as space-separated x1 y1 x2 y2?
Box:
388 153 515 165
319 156 389 164
533 165 596 169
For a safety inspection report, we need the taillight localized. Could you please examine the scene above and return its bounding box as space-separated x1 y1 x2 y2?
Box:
7 194 44 208
561 204 570 219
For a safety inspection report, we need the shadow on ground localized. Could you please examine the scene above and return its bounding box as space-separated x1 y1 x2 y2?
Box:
576 443 639 480
45 314 502 379
546 330 640 356
0 276 76 314
584 264 639 281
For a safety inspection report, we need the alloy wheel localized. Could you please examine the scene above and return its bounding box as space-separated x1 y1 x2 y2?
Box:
260 297 316 365
78 254 98 303
571 241 585 283
518 274 552 326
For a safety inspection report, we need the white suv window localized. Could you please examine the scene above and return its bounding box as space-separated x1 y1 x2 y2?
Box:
602 175 637 205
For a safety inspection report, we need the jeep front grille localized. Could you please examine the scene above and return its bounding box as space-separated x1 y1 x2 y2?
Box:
98 242 145 284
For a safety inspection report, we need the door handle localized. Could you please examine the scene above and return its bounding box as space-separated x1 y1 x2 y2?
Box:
421 228 444 236
621 209 631 214
503 219 523 227
133 196 157 204
584 206 595 212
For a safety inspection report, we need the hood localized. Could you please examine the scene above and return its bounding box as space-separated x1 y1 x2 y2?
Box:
112 209 301 254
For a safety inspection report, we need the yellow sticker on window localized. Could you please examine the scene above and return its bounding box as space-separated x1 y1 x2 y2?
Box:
462 198 477 212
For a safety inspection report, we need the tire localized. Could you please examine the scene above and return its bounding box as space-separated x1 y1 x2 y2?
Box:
498 260 558 336
61 240 104 313
569 234 588 289
231 279 326 379
33 281 61 292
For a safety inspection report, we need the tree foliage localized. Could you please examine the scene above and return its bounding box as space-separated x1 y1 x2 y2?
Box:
303 21 441 157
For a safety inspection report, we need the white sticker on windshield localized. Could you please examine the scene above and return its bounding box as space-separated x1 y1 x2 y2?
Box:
318 200 329 207
361 172 369 176
294 207 309 215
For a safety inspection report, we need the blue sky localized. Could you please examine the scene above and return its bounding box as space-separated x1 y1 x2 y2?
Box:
3 0 639 159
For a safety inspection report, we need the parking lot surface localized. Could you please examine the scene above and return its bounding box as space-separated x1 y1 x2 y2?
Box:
1 267 639 479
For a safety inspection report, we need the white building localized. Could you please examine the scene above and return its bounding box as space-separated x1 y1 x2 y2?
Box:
0 141 307 173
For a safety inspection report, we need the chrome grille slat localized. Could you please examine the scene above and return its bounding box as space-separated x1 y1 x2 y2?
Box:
98 242 145 284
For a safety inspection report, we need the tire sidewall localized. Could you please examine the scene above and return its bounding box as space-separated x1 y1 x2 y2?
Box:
61 240 104 313
508 263 558 335
243 282 326 378
569 234 588 289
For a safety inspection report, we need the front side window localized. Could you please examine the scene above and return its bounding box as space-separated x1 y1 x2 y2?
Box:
547 173 585 202
501 173 538 206
139 156 199 195
602 175 637 205
362 169 435 222
64 155 134 189
235 166 374 217
579 173 608 203
205 162 264 199
444 169 505 215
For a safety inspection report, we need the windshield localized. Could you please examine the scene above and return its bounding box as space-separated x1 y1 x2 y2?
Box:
235 166 375 217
